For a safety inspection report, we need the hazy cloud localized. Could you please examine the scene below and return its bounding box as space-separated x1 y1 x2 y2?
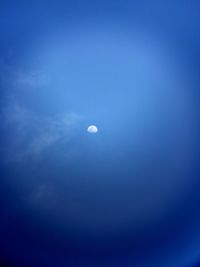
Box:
1 97 82 162
0 59 51 91
15 70 51 88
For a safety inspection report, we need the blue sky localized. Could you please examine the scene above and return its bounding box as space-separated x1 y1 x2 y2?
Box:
0 1 200 266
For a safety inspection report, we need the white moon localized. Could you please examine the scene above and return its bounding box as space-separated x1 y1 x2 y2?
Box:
87 125 98 133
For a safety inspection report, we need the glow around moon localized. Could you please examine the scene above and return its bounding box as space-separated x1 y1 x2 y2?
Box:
87 125 98 133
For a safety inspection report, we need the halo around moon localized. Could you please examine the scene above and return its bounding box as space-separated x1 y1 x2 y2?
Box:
87 125 98 133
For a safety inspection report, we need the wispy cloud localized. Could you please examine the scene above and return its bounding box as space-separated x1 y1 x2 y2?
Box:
0 60 51 91
15 70 51 88
1 97 82 162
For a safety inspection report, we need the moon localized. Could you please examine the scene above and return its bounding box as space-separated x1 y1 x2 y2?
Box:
87 125 98 134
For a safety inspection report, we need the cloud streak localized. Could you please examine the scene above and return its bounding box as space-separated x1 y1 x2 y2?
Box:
1 97 82 162
15 70 51 89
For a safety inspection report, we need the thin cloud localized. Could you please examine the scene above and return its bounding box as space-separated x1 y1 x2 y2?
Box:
15 70 51 88
1 97 82 162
